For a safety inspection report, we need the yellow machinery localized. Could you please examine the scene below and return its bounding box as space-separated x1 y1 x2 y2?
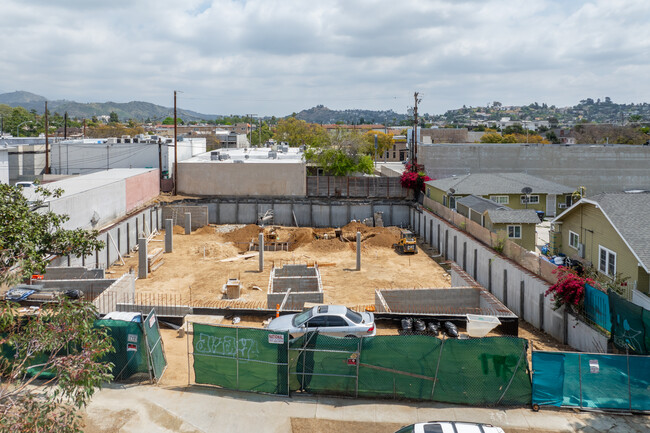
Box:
394 229 418 254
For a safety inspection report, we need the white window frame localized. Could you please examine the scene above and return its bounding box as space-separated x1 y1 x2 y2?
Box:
569 231 579 250
598 245 616 277
520 194 540 204
507 225 522 239
490 195 509 204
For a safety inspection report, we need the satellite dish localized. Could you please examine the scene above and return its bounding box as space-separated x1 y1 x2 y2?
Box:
449 188 456 194
521 187 533 195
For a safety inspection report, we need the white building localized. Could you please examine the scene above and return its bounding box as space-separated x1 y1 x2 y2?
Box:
50 135 206 177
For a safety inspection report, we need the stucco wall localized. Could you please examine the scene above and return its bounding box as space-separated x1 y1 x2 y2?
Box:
125 169 159 211
420 143 650 196
177 162 307 197
557 202 645 295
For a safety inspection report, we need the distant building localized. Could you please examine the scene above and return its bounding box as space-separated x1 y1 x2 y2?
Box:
51 134 206 178
420 128 468 144
214 130 250 148
381 135 408 162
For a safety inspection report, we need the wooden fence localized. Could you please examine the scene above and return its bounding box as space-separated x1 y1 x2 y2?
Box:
306 176 411 199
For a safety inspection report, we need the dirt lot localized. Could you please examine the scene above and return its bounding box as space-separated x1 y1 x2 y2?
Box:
108 222 451 307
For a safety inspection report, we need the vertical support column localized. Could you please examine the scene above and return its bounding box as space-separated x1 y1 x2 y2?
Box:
356 231 361 271
539 293 545 331
473 249 478 280
503 269 508 305
453 235 457 262
488 259 492 293
117 228 121 254
164 219 173 253
444 230 449 259
126 223 131 251
389 203 393 227
135 218 139 240
429 220 433 246
563 307 569 345
184 212 191 235
520 281 525 318
138 237 148 279
106 233 111 267
259 232 264 272
309 202 313 227
462 241 467 271
437 225 440 253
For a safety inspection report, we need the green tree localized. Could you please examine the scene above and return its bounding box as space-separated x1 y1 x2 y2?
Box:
0 298 114 433
161 117 184 125
0 184 104 284
360 130 394 156
480 132 504 143
108 112 119 123
0 183 112 432
274 117 330 147
249 122 273 146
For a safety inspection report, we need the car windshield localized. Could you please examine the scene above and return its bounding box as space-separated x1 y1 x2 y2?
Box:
292 308 313 327
345 308 363 324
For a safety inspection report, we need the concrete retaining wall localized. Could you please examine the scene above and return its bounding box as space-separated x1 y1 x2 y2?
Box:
161 205 208 230
49 205 162 270
170 198 411 228
411 206 609 352
43 267 105 280
94 272 136 315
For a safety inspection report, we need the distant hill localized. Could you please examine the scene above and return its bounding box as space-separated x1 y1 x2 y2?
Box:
294 105 409 125
0 91 220 121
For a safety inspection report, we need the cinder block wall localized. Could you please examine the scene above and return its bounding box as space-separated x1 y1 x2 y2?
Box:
43 267 105 280
378 288 480 311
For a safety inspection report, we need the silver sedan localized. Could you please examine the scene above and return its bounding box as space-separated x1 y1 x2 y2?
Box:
267 305 376 338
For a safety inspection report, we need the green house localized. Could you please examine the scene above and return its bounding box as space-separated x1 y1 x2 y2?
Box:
484 209 540 251
551 193 650 297
424 172 575 218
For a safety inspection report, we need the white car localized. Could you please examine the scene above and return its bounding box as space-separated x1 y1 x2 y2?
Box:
267 305 376 338
395 421 505 433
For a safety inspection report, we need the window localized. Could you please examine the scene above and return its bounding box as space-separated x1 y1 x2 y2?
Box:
520 195 540 204
490 195 509 204
306 316 327 328
507 225 521 239
326 316 348 327
569 231 579 249
345 308 363 324
598 246 616 277
565 195 573 207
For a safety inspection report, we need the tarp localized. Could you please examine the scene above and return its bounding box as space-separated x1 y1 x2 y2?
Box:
608 289 650 355
193 323 289 395
532 351 650 411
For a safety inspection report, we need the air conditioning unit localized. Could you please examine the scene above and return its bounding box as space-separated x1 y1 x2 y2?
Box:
578 243 585 258
558 203 567 209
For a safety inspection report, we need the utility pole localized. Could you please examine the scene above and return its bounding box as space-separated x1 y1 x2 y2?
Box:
64 112 68 139
173 90 178 195
45 101 50 174
259 118 262 146
246 114 257 146
411 92 420 172
83 118 86 139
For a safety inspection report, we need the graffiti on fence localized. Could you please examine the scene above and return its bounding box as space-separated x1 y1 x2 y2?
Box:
195 333 260 359
479 353 520 378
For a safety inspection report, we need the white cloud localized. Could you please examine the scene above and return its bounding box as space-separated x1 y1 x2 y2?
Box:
1 0 649 115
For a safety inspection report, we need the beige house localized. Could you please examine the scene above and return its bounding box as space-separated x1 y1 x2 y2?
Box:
551 193 650 298
425 172 575 218
456 195 539 251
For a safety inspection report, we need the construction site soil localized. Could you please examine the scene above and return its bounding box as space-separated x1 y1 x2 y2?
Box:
109 223 451 307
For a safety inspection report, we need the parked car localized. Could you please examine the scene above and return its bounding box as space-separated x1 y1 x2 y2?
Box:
266 305 375 338
395 421 505 433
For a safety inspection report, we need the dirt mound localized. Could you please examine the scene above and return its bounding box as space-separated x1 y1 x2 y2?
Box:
195 226 216 235
172 225 185 234
299 238 349 253
342 221 372 233
287 228 316 251
221 224 261 244
363 231 399 248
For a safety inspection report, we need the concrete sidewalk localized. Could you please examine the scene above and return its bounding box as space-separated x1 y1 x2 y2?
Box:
84 384 650 433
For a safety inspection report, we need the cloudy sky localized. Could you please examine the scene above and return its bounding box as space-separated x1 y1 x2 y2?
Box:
2 0 649 116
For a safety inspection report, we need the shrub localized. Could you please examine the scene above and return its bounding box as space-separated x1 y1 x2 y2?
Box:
545 266 594 310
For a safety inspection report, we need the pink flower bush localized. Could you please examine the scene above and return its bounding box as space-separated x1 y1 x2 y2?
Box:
400 164 432 191
545 266 594 310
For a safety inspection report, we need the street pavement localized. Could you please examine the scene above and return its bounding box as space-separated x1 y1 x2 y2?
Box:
83 384 650 433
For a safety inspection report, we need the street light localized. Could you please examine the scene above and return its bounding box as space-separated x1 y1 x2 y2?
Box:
16 120 33 137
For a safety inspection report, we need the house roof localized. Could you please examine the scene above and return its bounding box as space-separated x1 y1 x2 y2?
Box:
456 194 509 214
425 172 574 195
553 193 650 272
487 209 541 224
